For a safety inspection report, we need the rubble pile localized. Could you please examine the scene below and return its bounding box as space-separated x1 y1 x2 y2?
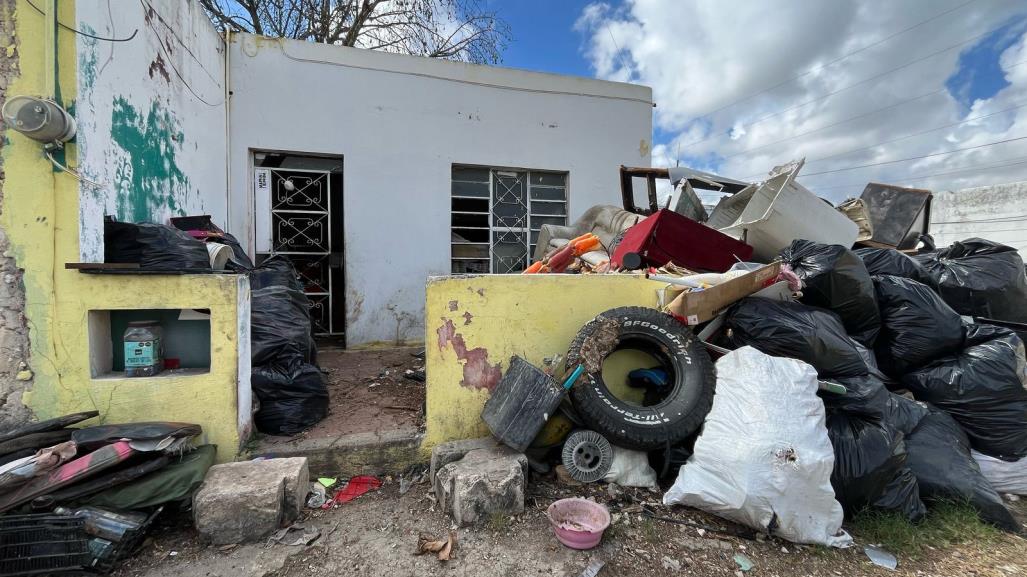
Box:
0 417 216 573
464 159 1027 554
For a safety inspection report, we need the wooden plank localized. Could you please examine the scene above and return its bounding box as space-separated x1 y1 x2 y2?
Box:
65 262 140 270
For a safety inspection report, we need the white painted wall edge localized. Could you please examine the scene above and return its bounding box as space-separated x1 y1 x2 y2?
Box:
238 33 652 104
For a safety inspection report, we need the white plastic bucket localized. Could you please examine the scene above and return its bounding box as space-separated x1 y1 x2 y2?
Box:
206 242 232 270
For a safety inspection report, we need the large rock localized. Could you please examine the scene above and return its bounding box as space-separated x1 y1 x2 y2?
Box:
432 441 527 526
429 437 522 480
249 457 309 521
193 457 309 544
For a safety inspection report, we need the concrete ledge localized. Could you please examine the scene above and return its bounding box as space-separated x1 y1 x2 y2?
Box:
253 427 424 477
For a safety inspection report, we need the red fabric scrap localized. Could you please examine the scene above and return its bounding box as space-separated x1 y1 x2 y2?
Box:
332 475 382 504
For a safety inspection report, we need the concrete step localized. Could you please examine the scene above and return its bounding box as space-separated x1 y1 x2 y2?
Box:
250 427 424 477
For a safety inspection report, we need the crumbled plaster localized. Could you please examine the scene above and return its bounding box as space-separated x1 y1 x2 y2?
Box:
0 0 33 428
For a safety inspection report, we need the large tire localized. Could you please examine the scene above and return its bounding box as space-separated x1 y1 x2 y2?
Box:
566 307 715 450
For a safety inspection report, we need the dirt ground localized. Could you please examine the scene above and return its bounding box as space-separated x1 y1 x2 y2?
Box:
117 474 1027 577
258 346 426 445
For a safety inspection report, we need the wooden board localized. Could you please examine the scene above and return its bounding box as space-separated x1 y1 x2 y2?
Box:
65 262 140 270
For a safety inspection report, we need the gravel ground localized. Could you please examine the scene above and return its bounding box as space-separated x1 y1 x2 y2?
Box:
116 474 1027 577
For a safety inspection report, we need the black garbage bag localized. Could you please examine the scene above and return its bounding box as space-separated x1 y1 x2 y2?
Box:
252 349 329 436
872 275 965 377
975 317 1027 348
914 238 1027 323
726 298 869 378
824 373 927 435
105 221 211 271
854 247 929 284
780 240 880 346
219 233 254 271
250 255 305 292
901 324 1027 461
251 285 316 365
826 411 926 521
904 407 1019 531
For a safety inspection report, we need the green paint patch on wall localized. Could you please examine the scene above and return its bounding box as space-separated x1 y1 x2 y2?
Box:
110 96 190 223
78 23 97 89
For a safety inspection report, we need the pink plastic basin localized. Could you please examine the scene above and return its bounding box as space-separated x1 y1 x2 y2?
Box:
546 498 611 550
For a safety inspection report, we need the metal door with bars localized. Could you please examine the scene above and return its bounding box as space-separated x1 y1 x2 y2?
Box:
254 153 344 337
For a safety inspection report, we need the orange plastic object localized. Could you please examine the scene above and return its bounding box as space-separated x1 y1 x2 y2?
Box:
523 261 544 274
572 237 601 256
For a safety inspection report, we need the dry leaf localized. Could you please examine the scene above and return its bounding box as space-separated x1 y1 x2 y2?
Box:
438 531 456 561
415 531 456 561
415 534 447 555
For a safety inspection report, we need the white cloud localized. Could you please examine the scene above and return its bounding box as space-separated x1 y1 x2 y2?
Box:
577 0 1027 201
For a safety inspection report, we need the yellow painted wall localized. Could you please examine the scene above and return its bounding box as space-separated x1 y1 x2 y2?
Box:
2 0 246 461
422 274 662 453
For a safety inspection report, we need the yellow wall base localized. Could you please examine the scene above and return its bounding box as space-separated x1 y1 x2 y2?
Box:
421 274 662 454
3 0 248 462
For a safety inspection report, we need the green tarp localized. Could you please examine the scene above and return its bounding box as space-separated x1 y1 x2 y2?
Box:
84 445 216 510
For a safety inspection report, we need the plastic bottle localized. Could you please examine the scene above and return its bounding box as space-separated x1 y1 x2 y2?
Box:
54 506 147 542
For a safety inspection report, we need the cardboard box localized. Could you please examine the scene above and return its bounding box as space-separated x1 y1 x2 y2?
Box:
664 262 782 325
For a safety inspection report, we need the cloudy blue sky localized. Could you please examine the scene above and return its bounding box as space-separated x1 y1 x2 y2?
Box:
494 0 1027 201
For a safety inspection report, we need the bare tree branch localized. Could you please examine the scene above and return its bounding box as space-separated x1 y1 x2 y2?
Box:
199 0 510 64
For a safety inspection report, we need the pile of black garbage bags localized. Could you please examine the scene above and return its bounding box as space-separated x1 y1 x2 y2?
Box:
249 257 329 435
104 220 329 436
726 238 1027 532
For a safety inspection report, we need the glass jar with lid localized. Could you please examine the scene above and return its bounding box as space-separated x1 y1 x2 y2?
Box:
123 320 164 377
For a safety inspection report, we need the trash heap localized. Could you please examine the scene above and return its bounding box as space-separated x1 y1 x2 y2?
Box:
461 160 1027 550
0 413 215 574
102 217 330 436
249 256 329 436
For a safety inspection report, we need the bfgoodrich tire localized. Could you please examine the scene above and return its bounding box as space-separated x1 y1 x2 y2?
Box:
566 306 715 450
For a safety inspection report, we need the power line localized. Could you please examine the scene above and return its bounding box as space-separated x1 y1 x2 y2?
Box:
800 135 1027 177
691 0 976 121
806 156 1027 192
681 20 1009 151
726 58 1027 162
806 98 1027 164
932 225 1027 233
722 88 946 160
933 212 1027 224
26 0 138 41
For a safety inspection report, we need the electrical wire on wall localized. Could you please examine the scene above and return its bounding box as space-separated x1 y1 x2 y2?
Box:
25 0 138 42
44 151 103 188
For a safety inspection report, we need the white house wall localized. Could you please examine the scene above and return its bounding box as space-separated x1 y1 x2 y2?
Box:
931 181 1027 256
76 0 227 261
227 34 653 347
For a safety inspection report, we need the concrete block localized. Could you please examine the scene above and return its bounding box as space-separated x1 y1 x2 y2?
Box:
429 437 526 483
248 457 309 521
194 464 284 545
433 447 526 526
193 457 308 544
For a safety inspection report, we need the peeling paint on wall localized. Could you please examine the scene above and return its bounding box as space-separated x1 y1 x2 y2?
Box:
75 1 226 261
0 0 32 429
147 53 170 83
110 96 190 223
78 24 97 89
436 317 501 392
